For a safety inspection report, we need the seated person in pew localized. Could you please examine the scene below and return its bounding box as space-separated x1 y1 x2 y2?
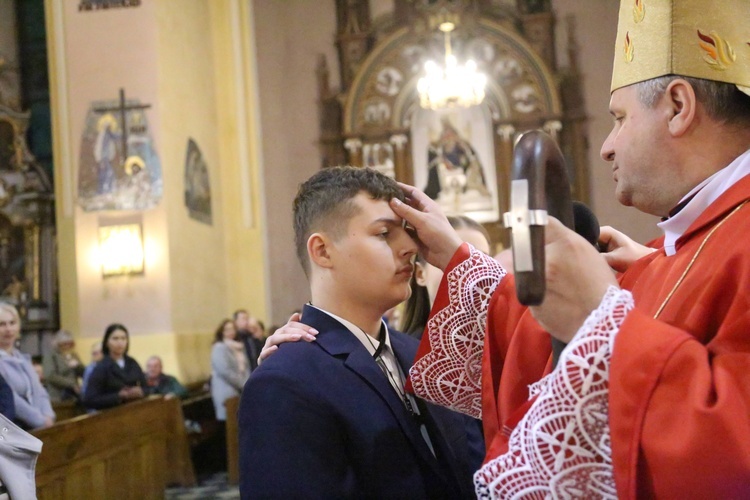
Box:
81 340 103 396
239 167 480 498
0 302 55 429
43 329 85 403
144 355 187 399
83 323 146 410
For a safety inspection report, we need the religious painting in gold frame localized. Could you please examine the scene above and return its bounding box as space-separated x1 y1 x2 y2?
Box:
410 105 499 223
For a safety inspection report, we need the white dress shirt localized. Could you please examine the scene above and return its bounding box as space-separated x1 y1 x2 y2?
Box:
309 305 435 455
659 148 750 256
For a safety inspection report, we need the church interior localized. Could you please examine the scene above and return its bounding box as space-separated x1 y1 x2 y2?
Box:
0 0 662 495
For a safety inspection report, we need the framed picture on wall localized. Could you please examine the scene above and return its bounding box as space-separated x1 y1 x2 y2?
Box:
410 105 499 223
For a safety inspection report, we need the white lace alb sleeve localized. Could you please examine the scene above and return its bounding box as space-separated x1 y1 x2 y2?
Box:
474 286 634 499
409 245 506 419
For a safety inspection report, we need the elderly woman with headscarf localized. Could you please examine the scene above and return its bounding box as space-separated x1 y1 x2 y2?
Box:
42 329 85 402
0 302 55 429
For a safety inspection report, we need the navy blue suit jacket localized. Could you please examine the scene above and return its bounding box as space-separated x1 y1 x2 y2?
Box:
239 305 479 499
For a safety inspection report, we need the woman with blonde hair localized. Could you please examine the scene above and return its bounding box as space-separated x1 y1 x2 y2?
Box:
0 302 55 429
43 329 85 402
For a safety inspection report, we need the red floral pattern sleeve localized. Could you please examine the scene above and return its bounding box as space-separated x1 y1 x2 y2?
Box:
408 243 507 418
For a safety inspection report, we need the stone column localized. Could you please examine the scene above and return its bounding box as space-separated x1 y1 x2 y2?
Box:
344 137 363 167
389 134 410 183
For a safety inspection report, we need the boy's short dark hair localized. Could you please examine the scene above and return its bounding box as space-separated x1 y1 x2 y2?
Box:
293 166 405 277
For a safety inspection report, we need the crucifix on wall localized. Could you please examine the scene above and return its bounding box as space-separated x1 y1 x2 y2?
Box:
78 88 163 211
93 88 151 182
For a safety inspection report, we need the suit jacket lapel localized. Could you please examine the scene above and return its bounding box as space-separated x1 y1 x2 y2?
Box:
302 306 443 470
391 332 466 481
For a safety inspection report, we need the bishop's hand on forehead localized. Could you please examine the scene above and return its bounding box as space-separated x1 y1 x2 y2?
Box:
397 182 428 211
390 184 463 271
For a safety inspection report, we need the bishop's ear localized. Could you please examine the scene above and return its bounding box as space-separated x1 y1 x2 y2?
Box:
307 233 334 269
665 78 697 137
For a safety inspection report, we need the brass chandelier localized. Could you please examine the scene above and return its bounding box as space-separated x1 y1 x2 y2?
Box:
417 22 487 110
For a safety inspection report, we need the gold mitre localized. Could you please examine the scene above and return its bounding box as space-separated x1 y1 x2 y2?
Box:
611 0 750 96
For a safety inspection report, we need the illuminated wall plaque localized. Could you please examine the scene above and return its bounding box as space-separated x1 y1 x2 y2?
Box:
98 222 145 277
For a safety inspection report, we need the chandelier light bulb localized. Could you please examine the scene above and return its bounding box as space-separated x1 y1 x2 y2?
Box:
417 27 487 110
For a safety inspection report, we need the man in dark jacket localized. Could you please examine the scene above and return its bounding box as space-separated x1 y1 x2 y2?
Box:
239 167 479 498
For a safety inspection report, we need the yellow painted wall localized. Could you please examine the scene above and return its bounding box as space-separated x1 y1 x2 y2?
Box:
45 0 269 385
209 0 269 324
46 0 173 342
154 1 229 332
43 0 73 340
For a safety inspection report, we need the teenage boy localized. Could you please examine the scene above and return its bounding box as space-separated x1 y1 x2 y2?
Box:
238 167 478 498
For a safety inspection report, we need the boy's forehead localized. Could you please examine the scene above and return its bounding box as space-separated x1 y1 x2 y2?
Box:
351 192 401 222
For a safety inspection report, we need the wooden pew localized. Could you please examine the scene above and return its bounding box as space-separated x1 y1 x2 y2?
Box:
181 388 223 476
33 395 196 499
225 395 240 485
51 399 86 421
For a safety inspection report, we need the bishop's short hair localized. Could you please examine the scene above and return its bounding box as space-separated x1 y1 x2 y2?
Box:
293 166 404 277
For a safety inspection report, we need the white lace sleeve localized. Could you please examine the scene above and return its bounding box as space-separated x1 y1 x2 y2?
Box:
474 286 634 499
409 245 506 418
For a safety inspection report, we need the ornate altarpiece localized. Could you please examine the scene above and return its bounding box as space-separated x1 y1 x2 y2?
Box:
318 0 590 246
0 102 57 336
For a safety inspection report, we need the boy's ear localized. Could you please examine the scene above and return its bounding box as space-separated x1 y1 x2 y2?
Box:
307 232 334 269
414 261 427 287
665 78 697 137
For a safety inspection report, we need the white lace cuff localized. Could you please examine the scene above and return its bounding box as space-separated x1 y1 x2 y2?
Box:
409 244 506 418
474 286 634 499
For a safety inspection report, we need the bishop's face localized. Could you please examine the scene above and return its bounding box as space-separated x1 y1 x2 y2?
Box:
328 193 418 314
601 84 679 217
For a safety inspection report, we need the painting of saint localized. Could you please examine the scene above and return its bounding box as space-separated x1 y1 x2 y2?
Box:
411 106 498 222
424 118 490 201
184 138 212 225
93 113 119 195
